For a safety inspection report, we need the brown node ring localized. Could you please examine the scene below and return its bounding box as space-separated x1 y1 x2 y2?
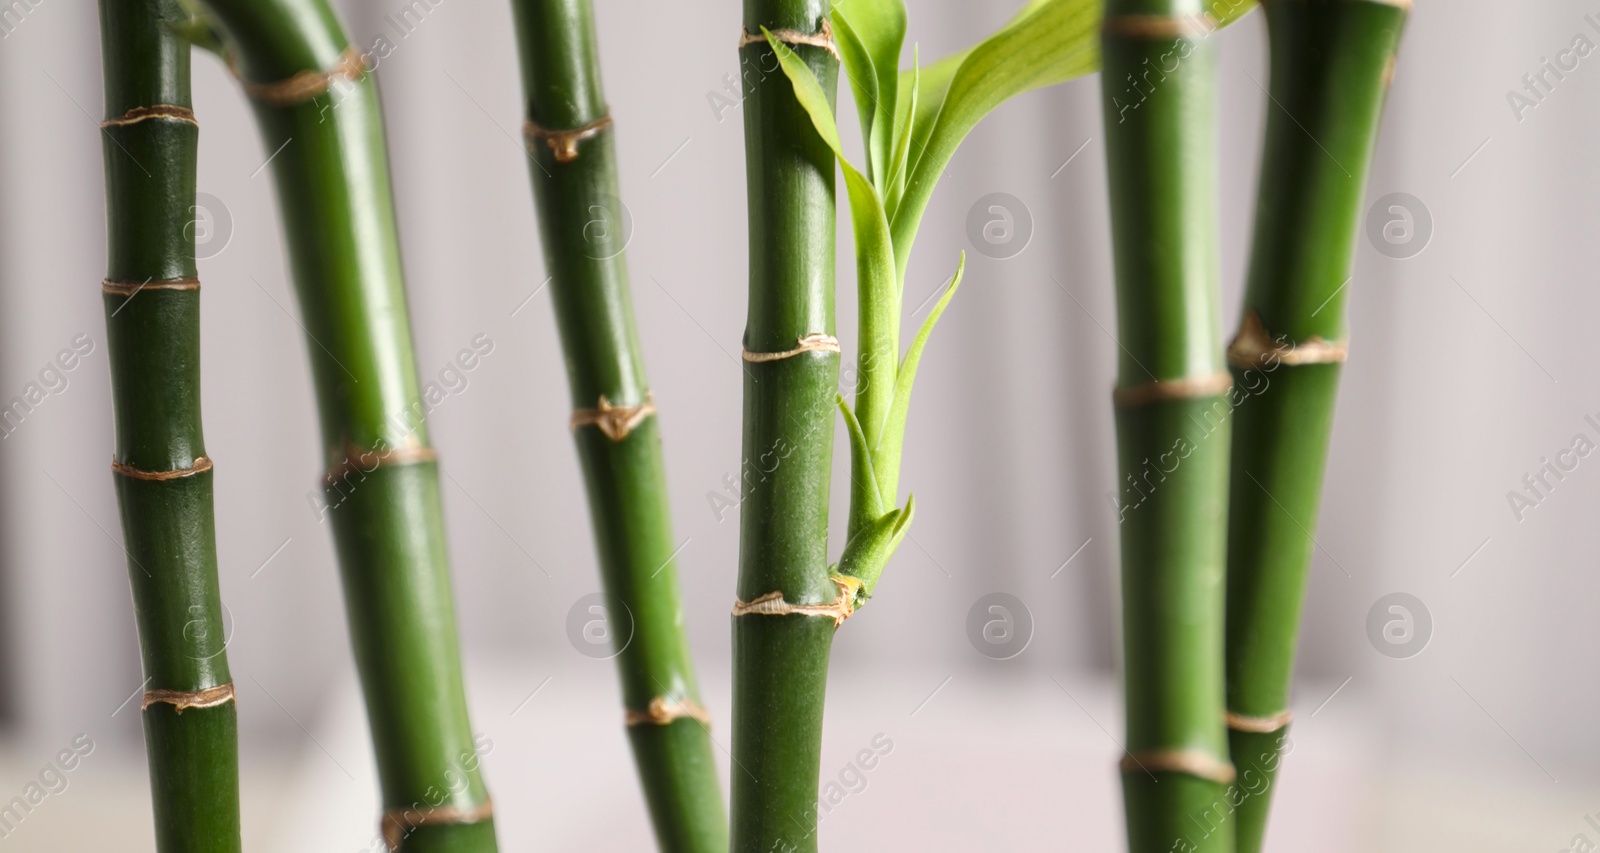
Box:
742 333 840 363
1227 311 1348 370
324 441 437 484
523 115 614 164
112 455 213 482
732 576 861 627
241 45 366 107
1102 13 1216 40
1226 709 1294 733
1112 372 1233 408
738 17 840 61
625 695 712 727
142 682 234 713
102 278 200 297
570 393 655 442
100 105 198 128
1120 748 1236 785
380 801 494 852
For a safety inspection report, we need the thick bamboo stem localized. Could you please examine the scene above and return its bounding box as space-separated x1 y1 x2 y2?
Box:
1100 2 1233 851
191 2 495 849
508 1 726 850
1224 3 1406 850
731 1 840 851
97 1 241 849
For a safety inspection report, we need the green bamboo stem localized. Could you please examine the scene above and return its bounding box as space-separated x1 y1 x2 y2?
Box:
1100 3 1233 852
97 1 241 850
190 2 495 849
731 1 840 851
508 1 726 850
1223 3 1406 850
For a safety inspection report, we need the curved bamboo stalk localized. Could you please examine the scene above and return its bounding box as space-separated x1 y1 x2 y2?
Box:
97 1 241 849
190 1 496 849
731 1 841 851
1224 2 1407 850
508 1 726 850
1100 2 1233 851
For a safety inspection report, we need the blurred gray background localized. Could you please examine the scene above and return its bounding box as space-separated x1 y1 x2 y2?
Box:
0 0 1591 849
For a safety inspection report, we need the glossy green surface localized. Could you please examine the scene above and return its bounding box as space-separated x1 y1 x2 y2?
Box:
732 2 840 851
1224 2 1405 849
195 1 494 847
510 1 726 849
1101 1 1232 850
98 0 240 848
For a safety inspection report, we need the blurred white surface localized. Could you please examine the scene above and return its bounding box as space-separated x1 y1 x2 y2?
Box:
0 0 1595 848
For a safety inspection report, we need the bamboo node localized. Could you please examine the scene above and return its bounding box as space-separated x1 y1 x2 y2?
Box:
570 393 655 441
99 104 197 128
112 455 213 482
1112 372 1232 407
731 576 859 626
1227 311 1348 369
1102 13 1216 40
381 800 494 851
1226 709 1293 733
523 115 614 164
739 17 841 61
142 682 234 713
625 695 712 727
102 278 200 297
241 46 366 107
742 333 841 363
1120 748 1236 785
325 440 437 483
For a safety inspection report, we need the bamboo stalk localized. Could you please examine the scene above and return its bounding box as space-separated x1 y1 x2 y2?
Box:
97 1 241 850
190 2 496 849
507 1 726 850
731 1 841 851
1224 3 1406 850
1100 3 1233 852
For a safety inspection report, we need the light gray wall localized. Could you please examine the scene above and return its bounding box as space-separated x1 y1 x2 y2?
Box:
0 0 1591 842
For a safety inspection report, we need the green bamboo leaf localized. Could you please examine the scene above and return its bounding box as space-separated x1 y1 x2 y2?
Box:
875 252 964 503
766 29 900 460
893 0 1100 263
838 394 884 539
836 493 915 604
893 0 1258 269
831 0 906 188
884 51 918 220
